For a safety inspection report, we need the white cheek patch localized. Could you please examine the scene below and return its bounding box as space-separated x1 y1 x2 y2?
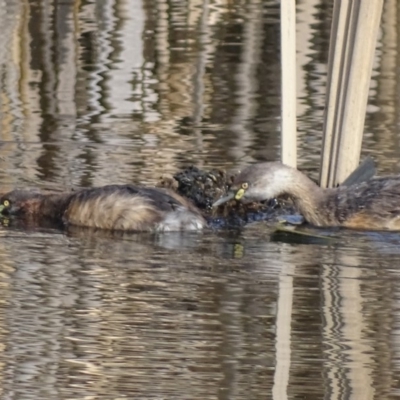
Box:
244 187 273 202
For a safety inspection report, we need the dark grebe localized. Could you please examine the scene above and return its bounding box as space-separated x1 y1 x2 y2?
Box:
0 185 206 232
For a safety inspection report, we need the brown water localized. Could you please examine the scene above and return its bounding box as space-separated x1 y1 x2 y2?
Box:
1 0 400 398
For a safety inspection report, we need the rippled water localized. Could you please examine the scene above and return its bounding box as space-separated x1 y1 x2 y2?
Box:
1 0 400 398
1 227 400 399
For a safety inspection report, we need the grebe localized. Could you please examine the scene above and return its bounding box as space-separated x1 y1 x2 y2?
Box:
0 185 206 232
213 162 400 230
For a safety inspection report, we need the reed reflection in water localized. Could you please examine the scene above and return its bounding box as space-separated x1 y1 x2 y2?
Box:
1 0 400 181
1 0 400 398
0 227 396 398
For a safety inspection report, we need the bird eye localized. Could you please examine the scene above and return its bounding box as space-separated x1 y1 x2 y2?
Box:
3 200 10 207
241 182 249 189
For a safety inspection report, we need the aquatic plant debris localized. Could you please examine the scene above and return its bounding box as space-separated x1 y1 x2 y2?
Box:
272 224 337 245
158 165 297 229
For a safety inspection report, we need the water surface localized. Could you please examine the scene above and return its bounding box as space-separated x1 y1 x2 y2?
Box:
1 0 400 398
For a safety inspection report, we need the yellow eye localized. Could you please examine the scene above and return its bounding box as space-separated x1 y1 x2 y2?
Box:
241 182 248 189
3 200 10 207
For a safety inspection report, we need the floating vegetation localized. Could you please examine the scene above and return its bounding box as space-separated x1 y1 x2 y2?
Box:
158 165 297 229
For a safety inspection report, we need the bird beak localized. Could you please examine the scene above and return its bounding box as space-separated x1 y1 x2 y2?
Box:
212 192 235 207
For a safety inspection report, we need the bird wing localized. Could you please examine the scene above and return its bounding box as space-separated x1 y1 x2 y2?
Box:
63 185 201 231
332 176 400 225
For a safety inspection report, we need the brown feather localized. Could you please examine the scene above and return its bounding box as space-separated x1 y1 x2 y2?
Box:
220 162 400 231
0 185 206 232
64 192 162 231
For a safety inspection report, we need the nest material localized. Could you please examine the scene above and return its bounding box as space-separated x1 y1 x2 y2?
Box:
157 166 296 228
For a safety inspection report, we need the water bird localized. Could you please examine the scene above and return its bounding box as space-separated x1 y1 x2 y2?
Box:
0 185 206 232
213 162 400 230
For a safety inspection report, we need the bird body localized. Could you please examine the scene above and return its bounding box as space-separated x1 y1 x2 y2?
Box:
0 185 206 232
213 162 400 231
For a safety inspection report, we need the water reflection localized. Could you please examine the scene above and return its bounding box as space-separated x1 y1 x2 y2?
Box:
2 0 400 180
1 0 400 397
0 226 397 398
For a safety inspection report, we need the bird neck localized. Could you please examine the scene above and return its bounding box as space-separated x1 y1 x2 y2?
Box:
24 192 73 220
278 168 329 226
